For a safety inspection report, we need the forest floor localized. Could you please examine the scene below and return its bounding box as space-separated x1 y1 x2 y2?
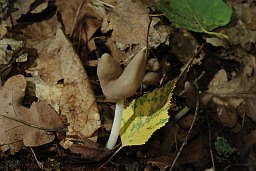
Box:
0 0 256 171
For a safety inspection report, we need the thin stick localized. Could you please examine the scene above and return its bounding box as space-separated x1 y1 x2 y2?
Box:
205 112 216 170
224 163 249 170
94 0 115 8
168 82 200 171
30 147 44 170
97 145 124 171
70 0 85 39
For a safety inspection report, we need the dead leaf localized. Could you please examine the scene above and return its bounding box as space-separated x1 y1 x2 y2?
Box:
207 53 256 123
69 138 110 161
101 0 150 63
4 0 46 26
56 0 102 44
22 14 58 41
179 135 208 166
0 75 64 154
0 21 7 38
0 38 24 65
26 28 101 146
148 17 172 49
220 20 256 51
101 0 149 45
170 28 204 65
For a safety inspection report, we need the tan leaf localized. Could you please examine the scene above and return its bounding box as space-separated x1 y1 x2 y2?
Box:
101 0 150 63
27 28 101 146
101 0 149 45
208 54 256 122
22 14 58 41
0 75 64 154
4 0 47 26
56 0 102 44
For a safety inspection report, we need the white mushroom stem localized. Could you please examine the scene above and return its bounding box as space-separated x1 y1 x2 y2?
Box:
174 106 191 122
105 99 124 149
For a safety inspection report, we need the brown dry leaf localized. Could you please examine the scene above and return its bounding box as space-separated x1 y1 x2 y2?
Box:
101 0 149 45
221 20 256 51
22 14 58 41
26 28 101 147
148 17 172 49
69 139 110 161
4 0 48 26
207 54 256 123
101 0 150 62
56 0 102 44
170 28 204 65
0 75 64 154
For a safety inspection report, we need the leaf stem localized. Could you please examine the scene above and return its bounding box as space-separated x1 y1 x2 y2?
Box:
105 99 124 149
190 7 228 39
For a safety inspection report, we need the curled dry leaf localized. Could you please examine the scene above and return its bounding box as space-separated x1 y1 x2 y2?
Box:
0 75 64 154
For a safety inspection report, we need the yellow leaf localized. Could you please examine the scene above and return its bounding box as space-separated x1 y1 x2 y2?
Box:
120 79 177 146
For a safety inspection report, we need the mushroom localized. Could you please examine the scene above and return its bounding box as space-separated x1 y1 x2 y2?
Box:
143 58 162 86
97 47 147 149
174 81 213 121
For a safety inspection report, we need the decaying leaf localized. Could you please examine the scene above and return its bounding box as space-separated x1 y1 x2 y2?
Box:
101 0 150 63
0 75 64 154
56 0 102 44
22 14 58 41
0 21 7 38
148 17 172 49
4 0 48 26
0 38 24 65
26 28 101 147
120 78 177 147
69 138 110 161
207 54 256 123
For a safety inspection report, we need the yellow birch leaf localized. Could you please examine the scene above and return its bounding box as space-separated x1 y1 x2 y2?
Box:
120 78 177 146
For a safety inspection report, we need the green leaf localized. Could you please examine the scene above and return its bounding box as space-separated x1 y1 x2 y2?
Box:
158 0 232 37
120 79 177 147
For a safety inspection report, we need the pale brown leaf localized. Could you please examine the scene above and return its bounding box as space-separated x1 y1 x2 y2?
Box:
26 28 101 147
208 54 256 123
0 75 64 154
56 0 102 44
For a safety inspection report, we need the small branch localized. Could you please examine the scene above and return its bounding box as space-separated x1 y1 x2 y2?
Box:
168 82 200 171
70 0 85 39
205 112 216 170
97 145 124 171
94 0 115 8
30 147 45 170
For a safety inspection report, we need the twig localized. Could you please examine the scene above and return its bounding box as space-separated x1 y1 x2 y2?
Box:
30 147 45 170
224 163 249 170
168 82 200 171
97 145 124 171
94 0 115 8
70 0 85 39
205 111 215 170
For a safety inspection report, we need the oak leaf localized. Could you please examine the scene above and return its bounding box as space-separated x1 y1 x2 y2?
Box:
0 75 64 154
